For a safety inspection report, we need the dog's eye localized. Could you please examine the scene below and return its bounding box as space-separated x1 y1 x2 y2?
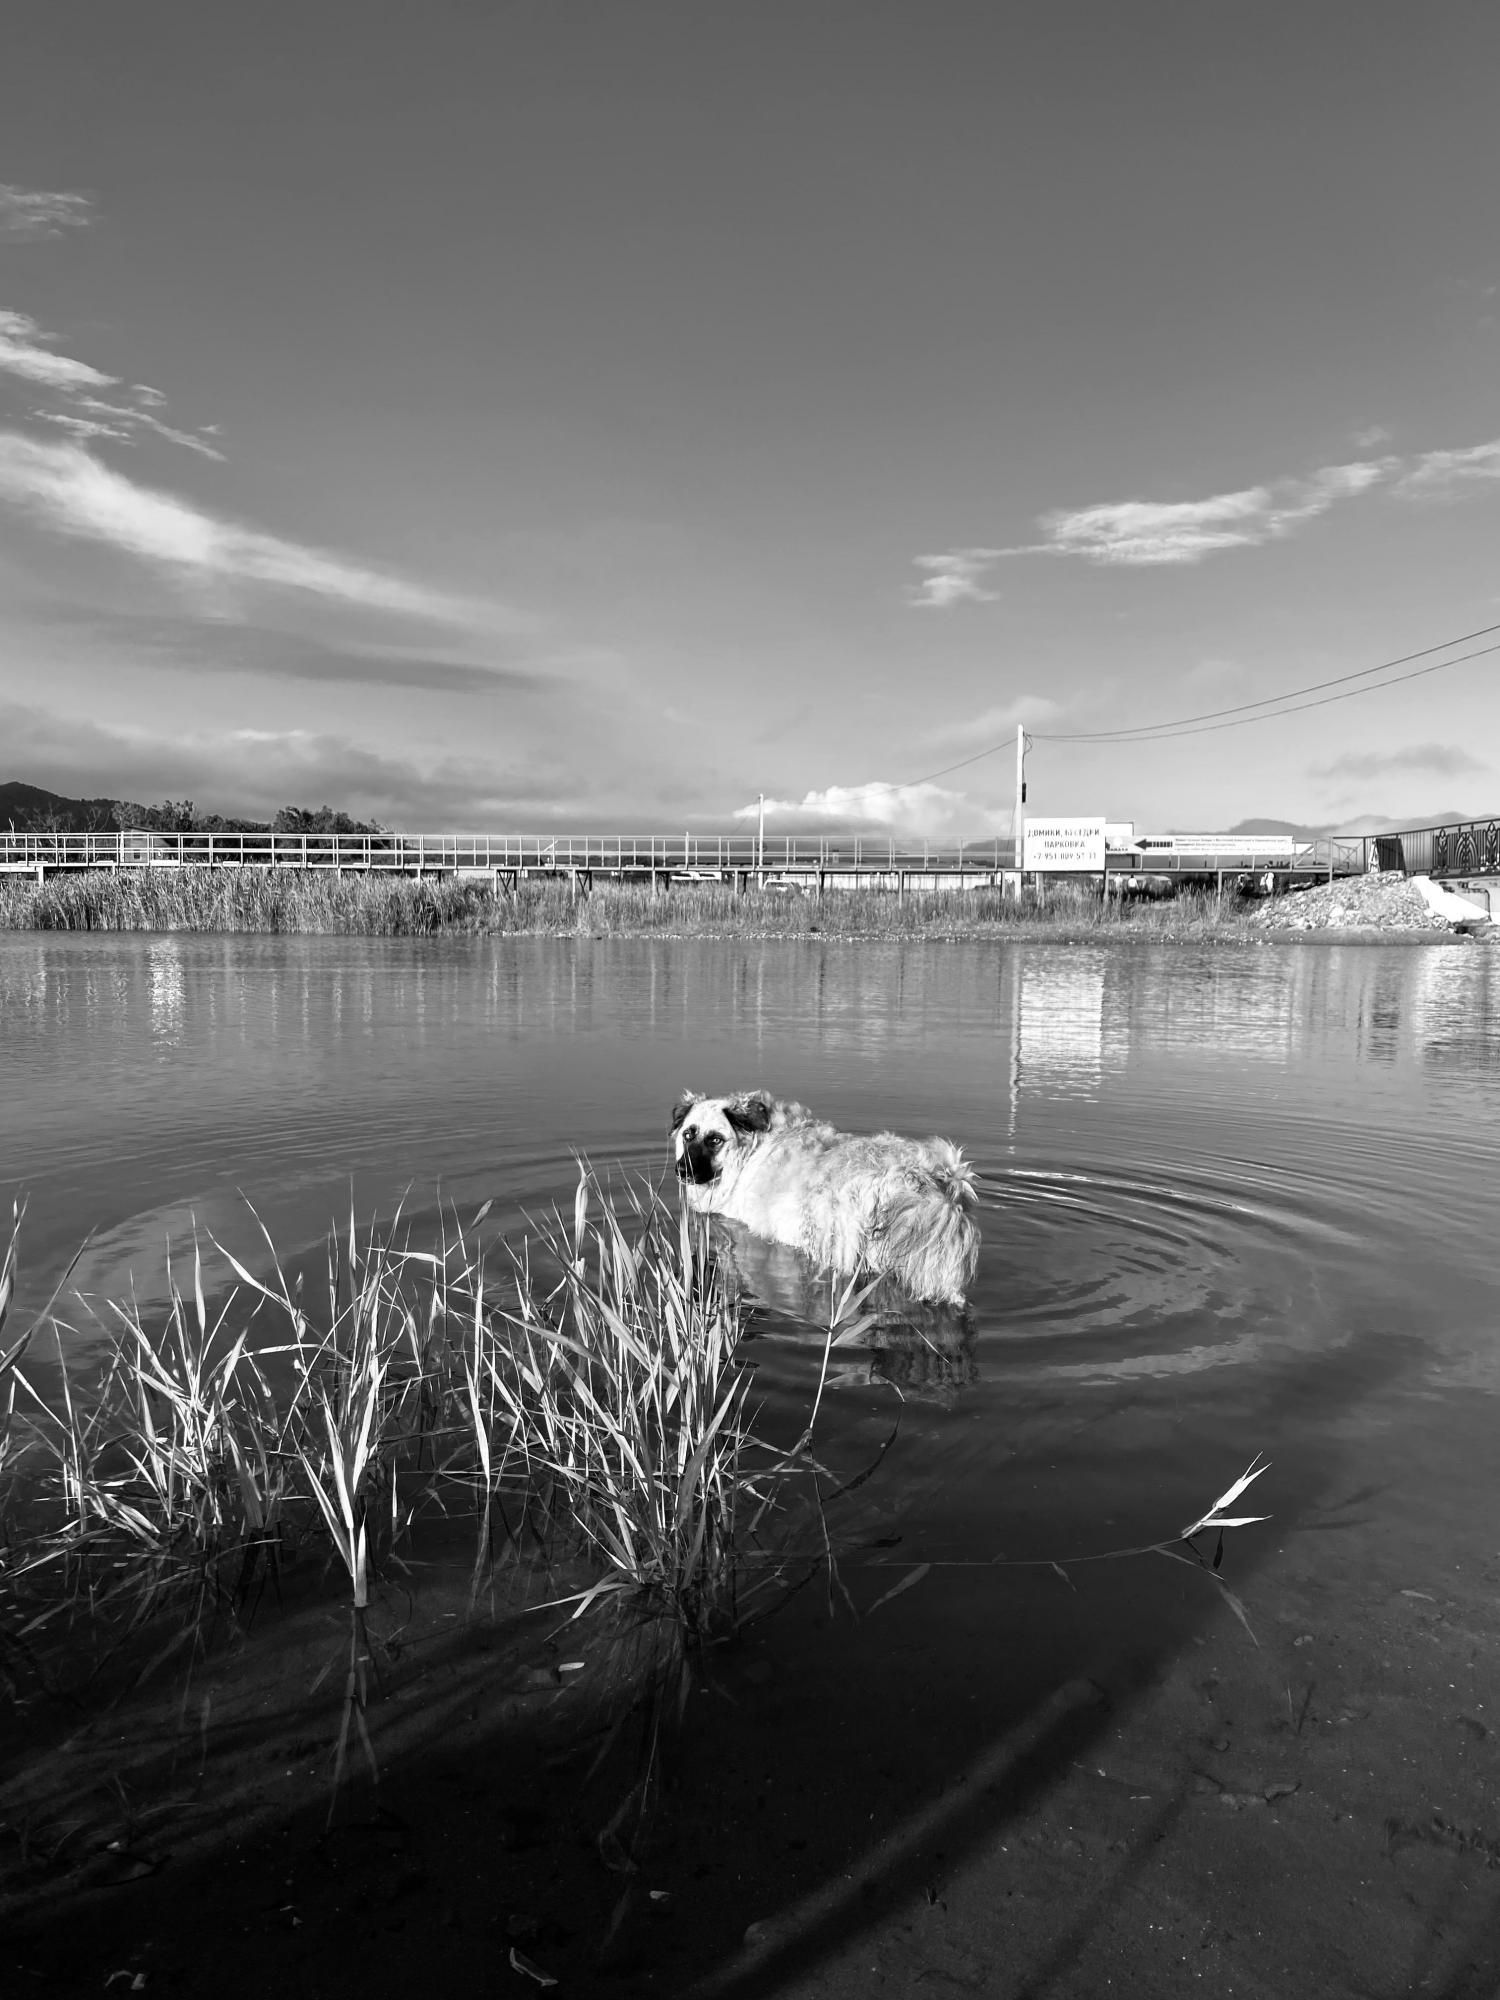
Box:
705 1132 723 1149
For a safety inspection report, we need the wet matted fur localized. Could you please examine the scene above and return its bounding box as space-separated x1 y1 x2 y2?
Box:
670 1088 980 1305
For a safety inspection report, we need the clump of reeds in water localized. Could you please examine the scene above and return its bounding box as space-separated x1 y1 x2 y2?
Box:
0 1172 858 1736
480 1175 830 1644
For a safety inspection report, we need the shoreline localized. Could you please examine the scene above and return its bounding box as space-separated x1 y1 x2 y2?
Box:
0 867 1482 945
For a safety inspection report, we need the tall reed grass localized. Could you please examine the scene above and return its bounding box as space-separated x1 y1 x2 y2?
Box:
0 868 1262 940
0 868 496 934
0 1174 860 1725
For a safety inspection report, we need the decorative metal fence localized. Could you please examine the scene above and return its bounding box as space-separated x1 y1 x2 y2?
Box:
1375 819 1500 879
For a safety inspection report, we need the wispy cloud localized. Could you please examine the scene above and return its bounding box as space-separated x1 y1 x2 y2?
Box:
907 547 1002 608
1393 438 1500 498
959 430 1500 579
0 432 503 627
923 694 1062 749
1312 743 1490 781
734 781 1005 839
1032 461 1390 567
0 309 116 392
0 184 94 242
0 311 224 458
73 394 226 461
39 607 551 693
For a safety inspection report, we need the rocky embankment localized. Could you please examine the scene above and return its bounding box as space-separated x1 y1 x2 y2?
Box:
1249 871 1490 935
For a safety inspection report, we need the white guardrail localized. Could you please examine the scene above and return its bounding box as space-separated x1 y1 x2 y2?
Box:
0 830 1020 873
0 829 1385 875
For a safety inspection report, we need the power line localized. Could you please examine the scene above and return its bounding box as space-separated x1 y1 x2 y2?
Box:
1037 620 1500 741
894 618 1500 788
1038 637 1500 745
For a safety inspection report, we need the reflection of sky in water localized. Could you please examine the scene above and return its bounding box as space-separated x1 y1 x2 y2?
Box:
147 939 185 1045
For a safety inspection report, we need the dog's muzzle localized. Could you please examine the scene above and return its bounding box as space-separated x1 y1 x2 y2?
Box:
675 1139 722 1186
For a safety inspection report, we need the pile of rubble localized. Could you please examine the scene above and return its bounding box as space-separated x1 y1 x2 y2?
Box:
1248 871 1488 934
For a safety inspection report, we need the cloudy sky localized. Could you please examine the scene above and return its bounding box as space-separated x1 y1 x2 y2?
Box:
2 3 1498 836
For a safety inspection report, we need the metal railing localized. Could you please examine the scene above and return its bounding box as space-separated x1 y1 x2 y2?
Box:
0 829 1022 875
0 827 1399 878
1375 817 1500 879
1104 837 1370 879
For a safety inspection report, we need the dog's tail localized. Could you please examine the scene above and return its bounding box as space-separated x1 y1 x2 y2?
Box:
880 1142 980 1306
926 1139 977 1209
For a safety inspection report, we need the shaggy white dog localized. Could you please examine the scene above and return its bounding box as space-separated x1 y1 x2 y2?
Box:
670 1089 980 1305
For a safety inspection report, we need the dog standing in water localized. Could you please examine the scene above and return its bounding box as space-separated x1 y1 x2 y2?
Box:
670 1089 980 1306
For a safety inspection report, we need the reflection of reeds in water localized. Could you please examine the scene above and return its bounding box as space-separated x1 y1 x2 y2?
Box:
851 1324 978 1401
0 869 1262 940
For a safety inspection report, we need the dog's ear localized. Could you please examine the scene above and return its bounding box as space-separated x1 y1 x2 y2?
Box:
725 1090 773 1136
669 1091 700 1134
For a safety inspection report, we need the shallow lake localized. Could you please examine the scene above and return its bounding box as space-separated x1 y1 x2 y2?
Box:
5 933 1498 1418
5 931 1500 1991
6 925 1500 1567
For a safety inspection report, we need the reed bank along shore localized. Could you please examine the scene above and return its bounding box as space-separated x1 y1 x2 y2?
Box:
0 866 1488 942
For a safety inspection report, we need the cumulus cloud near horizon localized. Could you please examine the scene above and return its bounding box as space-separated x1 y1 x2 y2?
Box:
0 431 510 629
734 781 1007 840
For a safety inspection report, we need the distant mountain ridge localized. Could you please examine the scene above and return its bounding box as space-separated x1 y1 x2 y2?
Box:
0 781 130 831
1216 813 1477 840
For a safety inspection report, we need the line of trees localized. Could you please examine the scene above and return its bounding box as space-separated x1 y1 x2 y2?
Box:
9 797 389 836
111 801 390 835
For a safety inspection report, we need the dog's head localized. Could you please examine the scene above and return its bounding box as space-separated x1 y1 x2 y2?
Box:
670 1089 774 1187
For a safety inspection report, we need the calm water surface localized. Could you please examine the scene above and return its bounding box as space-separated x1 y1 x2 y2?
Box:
4 933 1499 1557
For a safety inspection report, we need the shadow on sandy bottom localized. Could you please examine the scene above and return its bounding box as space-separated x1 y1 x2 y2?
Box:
5 1324 1500 2000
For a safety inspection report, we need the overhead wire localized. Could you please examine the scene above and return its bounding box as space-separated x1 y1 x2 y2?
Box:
890 618 1500 789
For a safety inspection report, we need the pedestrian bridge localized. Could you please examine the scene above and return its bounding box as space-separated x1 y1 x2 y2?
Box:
0 822 1489 889
0 825 1374 885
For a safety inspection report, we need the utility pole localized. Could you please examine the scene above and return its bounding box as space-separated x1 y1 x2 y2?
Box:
757 792 765 876
1014 725 1026 866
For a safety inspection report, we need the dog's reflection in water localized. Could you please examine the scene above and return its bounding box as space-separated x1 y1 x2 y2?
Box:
705 1218 978 1404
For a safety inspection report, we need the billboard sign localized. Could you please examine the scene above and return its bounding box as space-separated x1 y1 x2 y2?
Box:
1023 817 1106 871
1133 835 1310 856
